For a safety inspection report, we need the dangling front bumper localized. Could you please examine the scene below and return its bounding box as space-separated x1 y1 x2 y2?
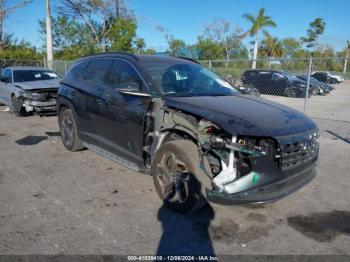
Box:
23 99 57 115
206 160 317 205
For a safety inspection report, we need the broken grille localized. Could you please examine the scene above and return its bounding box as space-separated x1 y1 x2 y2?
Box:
37 89 58 101
279 131 319 171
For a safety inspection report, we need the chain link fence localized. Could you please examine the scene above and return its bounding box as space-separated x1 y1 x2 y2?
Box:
1 57 348 113
200 57 349 112
46 60 75 78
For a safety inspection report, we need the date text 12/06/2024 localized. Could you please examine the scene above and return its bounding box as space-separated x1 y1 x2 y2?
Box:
127 255 219 261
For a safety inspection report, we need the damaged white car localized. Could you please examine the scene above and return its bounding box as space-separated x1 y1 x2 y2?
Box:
0 66 60 116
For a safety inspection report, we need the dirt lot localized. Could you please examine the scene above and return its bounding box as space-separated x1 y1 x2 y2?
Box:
0 81 349 256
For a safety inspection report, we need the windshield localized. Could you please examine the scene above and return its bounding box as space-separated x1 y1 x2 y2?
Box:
141 60 238 97
13 70 59 82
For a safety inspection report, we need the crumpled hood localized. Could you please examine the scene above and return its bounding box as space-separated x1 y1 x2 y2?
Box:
14 79 60 91
164 94 317 137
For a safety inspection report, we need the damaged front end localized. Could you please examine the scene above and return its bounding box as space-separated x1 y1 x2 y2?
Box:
147 102 319 205
19 89 58 115
203 132 318 205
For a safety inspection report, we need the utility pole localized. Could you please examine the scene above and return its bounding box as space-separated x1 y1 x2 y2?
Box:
344 41 349 74
46 0 53 69
252 35 258 69
116 0 120 18
0 0 4 46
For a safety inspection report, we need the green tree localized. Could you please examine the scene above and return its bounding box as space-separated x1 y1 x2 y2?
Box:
195 36 224 60
39 16 89 50
168 39 185 56
156 25 186 56
1 40 41 60
58 0 134 51
39 15 137 58
134 37 145 54
243 7 277 69
39 15 98 59
281 37 302 58
109 17 137 52
205 19 245 65
301 18 325 51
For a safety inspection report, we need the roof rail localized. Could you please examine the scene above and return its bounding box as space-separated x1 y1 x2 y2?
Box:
176 56 200 64
81 52 139 61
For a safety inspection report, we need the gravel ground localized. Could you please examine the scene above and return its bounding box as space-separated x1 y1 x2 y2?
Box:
0 81 349 256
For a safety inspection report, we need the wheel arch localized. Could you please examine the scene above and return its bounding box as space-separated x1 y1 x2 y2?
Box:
57 96 80 129
161 127 198 145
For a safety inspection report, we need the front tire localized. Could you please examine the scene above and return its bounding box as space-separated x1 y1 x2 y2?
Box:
58 108 84 152
11 95 28 117
310 88 318 96
152 140 209 214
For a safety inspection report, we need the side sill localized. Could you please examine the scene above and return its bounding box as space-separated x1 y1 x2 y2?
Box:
82 142 140 172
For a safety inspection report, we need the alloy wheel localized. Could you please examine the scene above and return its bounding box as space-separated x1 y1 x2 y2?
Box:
155 152 190 204
61 115 74 147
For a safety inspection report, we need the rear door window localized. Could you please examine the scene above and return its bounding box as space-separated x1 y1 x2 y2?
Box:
83 59 113 87
109 60 144 91
65 61 89 83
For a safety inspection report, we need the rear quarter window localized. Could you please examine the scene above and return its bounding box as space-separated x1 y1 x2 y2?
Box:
64 61 89 83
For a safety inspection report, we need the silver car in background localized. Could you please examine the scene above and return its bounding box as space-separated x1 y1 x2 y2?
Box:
0 67 60 116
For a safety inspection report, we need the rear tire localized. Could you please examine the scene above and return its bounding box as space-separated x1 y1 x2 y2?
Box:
285 88 296 97
58 108 84 152
11 95 28 117
152 140 210 214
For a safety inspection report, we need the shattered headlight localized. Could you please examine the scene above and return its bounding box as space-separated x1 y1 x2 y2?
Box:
310 130 320 147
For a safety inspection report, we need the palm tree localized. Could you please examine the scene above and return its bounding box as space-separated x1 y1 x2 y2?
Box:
260 32 283 58
344 40 350 73
243 8 277 69
260 32 283 68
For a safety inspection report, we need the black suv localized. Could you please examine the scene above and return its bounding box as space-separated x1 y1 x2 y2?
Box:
242 69 318 97
57 53 319 213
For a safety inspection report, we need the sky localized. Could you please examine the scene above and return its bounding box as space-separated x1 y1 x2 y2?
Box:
5 0 350 52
